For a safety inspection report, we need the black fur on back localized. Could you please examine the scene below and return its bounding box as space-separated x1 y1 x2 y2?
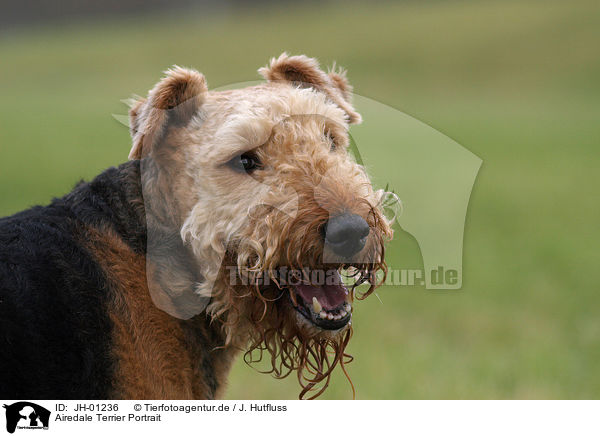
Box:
0 161 146 399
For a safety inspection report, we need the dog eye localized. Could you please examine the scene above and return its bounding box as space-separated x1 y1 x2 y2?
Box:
230 152 261 173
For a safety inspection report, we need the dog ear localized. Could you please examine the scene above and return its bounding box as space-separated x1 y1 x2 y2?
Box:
327 65 353 103
259 53 362 124
128 66 208 160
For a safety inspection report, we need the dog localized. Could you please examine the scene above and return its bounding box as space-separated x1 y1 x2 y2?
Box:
0 54 393 399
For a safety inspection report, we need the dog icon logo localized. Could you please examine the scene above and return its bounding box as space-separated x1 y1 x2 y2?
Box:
3 402 50 433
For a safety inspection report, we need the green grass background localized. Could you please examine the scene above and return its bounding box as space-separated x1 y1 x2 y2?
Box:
1 0 598 399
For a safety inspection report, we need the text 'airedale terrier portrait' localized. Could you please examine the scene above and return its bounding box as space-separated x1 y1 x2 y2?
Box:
0 54 397 400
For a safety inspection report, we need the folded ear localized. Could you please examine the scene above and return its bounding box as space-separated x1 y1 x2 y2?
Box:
327 64 354 103
128 66 208 160
258 53 361 124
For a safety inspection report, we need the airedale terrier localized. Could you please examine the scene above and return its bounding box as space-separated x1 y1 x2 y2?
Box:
0 54 394 399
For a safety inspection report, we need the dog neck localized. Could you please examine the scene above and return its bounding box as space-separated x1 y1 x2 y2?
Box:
62 160 237 398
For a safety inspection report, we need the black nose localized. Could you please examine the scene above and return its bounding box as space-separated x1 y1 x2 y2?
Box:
324 213 370 258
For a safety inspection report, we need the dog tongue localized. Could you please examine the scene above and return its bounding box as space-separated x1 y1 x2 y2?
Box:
294 272 348 310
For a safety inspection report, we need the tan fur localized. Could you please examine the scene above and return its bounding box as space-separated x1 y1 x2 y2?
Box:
129 66 208 160
258 53 362 124
126 54 394 398
84 226 233 399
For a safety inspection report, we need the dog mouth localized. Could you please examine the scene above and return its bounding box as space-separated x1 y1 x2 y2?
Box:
288 270 352 330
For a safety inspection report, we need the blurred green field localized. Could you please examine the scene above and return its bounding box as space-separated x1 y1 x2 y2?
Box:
1 0 599 399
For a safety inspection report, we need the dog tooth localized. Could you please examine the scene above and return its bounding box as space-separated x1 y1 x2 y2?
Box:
319 311 327 318
344 302 351 311
340 310 347 317
327 313 334 320
312 297 322 313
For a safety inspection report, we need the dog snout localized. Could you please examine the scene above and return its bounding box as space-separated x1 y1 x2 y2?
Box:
324 213 370 258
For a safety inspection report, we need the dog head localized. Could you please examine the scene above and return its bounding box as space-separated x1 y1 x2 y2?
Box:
129 54 395 398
